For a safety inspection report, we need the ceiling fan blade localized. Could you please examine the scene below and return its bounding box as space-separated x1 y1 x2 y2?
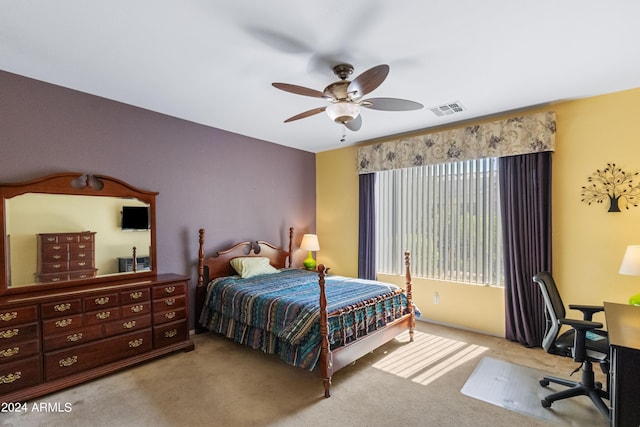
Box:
348 64 389 98
284 106 327 123
344 115 362 131
361 97 424 111
272 83 326 99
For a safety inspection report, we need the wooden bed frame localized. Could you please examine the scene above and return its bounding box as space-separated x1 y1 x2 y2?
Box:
195 227 415 397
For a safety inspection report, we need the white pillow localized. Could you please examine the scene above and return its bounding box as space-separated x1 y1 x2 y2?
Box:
230 257 280 279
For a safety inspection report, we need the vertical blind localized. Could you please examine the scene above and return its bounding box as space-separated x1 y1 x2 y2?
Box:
375 158 504 286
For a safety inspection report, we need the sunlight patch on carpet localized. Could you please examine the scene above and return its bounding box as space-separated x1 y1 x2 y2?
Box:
372 331 488 386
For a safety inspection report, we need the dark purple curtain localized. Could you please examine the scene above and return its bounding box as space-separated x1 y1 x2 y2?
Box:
358 173 376 280
499 152 552 347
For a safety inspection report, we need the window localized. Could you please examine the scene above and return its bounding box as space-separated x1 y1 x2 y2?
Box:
375 158 503 286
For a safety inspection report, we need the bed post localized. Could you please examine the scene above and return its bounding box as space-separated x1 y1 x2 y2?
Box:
318 264 333 398
405 251 415 342
288 226 293 268
195 228 206 333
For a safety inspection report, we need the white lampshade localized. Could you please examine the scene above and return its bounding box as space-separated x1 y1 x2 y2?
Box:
619 245 640 275
300 234 320 251
325 101 360 123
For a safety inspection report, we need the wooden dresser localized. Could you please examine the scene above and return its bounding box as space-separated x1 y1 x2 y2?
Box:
36 232 97 283
0 273 193 403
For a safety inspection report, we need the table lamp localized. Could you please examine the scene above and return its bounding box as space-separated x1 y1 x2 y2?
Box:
618 245 640 305
300 234 320 270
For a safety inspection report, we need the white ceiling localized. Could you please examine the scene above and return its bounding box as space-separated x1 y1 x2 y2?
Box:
2 1 640 153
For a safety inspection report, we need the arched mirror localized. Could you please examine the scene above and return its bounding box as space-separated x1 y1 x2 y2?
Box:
0 172 157 295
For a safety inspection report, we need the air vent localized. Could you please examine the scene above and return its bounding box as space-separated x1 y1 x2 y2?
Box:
430 102 466 117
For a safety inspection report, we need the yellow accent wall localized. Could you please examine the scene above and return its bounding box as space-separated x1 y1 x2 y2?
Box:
317 87 640 336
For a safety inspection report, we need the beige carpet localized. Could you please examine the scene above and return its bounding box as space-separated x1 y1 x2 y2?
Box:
1 321 607 427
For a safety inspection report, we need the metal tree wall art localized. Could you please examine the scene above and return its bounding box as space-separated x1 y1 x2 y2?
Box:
580 163 640 212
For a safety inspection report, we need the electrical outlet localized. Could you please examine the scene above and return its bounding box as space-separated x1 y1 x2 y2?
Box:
434 291 439 304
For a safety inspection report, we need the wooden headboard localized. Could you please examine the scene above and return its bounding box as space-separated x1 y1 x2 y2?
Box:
195 227 294 332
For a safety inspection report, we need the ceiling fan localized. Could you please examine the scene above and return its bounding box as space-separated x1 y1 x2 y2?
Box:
272 63 423 132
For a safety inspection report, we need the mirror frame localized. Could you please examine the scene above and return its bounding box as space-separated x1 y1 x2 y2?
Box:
0 172 158 295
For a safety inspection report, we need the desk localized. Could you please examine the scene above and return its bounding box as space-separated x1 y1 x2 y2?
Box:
604 302 640 427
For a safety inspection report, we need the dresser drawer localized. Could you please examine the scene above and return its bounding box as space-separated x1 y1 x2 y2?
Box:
86 307 120 325
36 273 70 283
42 314 84 335
120 288 150 304
40 250 68 263
152 294 185 312
153 320 188 349
43 325 103 352
40 261 70 273
122 301 151 318
41 299 82 319
153 307 186 325
0 356 41 395
0 339 39 362
152 282 186 299
44 329 152 381
104 315 151 337
0 306 38 327
70 259 94 270
0 322 39 345
69 270 97 280
84 292 119 311
69 242 94 252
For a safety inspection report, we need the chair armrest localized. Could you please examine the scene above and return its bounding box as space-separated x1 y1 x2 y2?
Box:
568 304 604 321
559 318 604 362
559 318 603 330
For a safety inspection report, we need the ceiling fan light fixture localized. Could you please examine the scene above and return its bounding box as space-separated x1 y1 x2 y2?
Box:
326 100 360 124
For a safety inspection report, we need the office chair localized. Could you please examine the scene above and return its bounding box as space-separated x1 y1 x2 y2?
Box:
532 272 610 419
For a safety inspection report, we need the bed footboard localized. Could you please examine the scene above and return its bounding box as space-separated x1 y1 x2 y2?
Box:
317 251 414 398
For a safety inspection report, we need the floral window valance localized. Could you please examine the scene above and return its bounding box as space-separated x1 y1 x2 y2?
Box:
356 111 556 174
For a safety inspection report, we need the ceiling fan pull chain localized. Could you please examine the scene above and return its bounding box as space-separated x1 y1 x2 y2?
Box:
340 124 346 143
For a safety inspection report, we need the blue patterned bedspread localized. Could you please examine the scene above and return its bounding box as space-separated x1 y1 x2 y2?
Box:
199 269 413 370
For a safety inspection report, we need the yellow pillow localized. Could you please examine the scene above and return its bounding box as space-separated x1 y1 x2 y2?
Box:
230 257 280 279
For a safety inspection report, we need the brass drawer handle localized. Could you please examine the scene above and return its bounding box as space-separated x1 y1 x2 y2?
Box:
165 298 176 306
95 311 111 320
0 347 19 358
52 245 61 250
59 356 78 367
82 236 91 241
128 339 143 348
54 303 71 312
55 319 73 328
51 277 61 282
78 244 87 248
78 262 87 266
95 297 110 305
165 286 176 294
123 321 136 329
0 371 21 383
164 329 178 338
52 255 62 260
78 253 86 258
52 264 62 269
0 329 19 339
130 305 144 313
165 311 176 320
0 312 17 322
129 291 143 300
67 333 83 342
65 236 74 241
47 237 56 242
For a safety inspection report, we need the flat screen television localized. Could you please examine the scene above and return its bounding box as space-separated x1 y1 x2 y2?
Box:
121 206 150 230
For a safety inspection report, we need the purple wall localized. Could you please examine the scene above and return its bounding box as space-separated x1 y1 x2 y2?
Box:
0 71 316 326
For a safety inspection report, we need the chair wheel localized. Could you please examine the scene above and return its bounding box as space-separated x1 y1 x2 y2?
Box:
539 379 550 387
541 399 552 408
595 381 602 389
